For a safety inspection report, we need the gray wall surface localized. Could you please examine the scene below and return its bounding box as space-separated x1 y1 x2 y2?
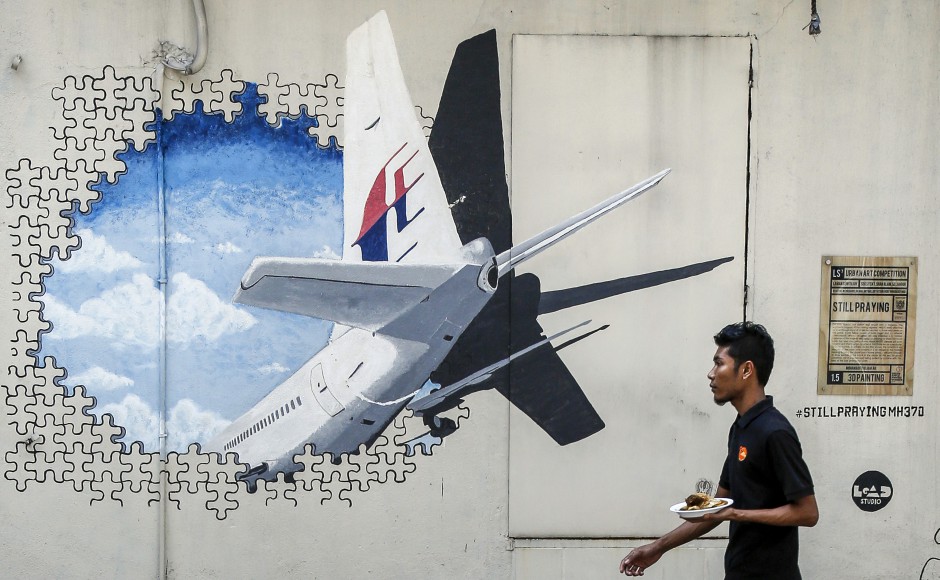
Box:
1 1 938 579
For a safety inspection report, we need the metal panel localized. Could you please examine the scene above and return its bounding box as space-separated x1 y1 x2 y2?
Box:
509 34 751 537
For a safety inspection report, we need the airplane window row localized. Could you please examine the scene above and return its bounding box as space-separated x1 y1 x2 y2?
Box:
224 396 303 451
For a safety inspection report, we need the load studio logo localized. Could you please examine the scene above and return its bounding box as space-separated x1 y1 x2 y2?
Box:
852 470 893 512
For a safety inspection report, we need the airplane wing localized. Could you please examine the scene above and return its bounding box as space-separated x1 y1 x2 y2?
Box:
234 257 462 331
343 11 465 265
495 169 670 278
408 320 592 414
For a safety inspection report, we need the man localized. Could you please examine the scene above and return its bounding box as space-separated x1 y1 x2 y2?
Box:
620 322 818 579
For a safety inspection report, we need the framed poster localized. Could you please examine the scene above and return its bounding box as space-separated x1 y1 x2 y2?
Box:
818 256 917 395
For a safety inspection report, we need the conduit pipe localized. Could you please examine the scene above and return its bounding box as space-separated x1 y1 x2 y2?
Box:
154 0 208 573
154 0 209 580
153 61 170 580
164 0 208 75
154 1 208 574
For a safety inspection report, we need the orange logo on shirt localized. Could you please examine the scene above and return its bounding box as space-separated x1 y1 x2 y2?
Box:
738 446 748 461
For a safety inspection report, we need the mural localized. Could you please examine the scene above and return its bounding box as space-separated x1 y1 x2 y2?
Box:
922 527 940 579
3 11 730 516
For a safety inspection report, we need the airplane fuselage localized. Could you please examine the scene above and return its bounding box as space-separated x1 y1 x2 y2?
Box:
206 239 498 474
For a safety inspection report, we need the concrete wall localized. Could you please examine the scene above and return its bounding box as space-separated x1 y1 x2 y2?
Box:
1 1 937 578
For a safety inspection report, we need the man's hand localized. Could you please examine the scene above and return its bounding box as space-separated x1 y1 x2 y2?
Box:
619 543 663 576
619 512 725 575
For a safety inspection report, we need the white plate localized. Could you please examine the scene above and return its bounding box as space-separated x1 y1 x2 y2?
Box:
669 498 733 519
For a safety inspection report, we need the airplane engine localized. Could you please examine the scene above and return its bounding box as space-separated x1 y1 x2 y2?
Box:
477 260 499 293
460 237 498 294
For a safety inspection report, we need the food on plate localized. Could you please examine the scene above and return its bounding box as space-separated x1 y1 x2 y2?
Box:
679 492 728 511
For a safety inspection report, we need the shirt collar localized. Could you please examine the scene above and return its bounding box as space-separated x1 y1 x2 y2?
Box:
736 395 774 428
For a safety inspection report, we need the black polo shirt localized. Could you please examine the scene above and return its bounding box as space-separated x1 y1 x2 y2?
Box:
718 396 814 580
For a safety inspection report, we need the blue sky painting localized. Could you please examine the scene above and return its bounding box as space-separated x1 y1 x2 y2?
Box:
42 85 344 451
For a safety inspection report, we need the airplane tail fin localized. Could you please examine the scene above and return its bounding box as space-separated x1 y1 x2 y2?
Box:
343 11 465 265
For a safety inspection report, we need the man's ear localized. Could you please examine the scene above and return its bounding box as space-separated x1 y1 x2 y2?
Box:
740 360 754 381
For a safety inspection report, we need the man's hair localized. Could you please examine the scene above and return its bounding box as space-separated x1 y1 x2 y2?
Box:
713 321 775 386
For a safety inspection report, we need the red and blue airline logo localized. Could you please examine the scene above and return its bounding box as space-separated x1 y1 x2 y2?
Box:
353 143 426 262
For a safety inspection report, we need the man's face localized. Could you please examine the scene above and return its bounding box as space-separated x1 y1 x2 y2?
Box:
707 346 744 406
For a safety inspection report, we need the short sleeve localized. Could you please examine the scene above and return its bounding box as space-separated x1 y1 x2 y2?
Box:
767 429 814 501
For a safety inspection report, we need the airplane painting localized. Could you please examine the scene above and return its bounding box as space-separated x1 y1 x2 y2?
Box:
204 11 732 479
